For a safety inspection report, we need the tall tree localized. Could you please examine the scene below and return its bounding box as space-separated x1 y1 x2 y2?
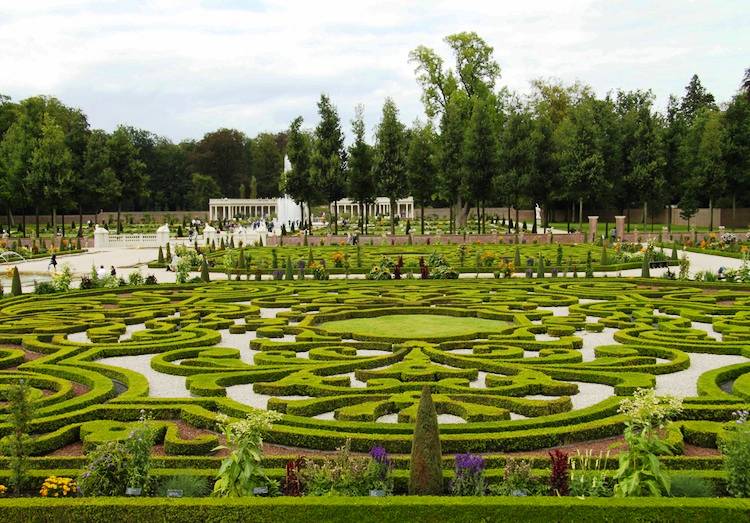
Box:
554 96 610 234
373 98 408 235
347 105 375 234
81 130 118 231
681 109 726 231
190 128 250 197
107 126 146 233
29 112 73 236
406 119 438 234
188 173 222 209
616 90 665 230
410 32 501 227
282 116 316 229
498 100 536 233
723 95 750 229
437 92 470 233
462 95 500 233
742 68 750 99
680 74 717 122
249 132 284 197
311 94 347 234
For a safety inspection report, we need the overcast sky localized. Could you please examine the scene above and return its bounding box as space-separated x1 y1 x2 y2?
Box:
1 0 748 143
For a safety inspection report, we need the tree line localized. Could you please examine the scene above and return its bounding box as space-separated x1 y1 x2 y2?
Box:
283 32 750 236
0 96 287 235
1 31 749 238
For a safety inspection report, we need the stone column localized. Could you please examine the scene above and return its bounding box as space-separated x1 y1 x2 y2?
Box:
615 216 626 241
587 216 599 243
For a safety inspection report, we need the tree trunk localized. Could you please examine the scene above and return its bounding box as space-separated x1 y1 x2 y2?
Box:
449 203 454 234
22 212 26 238
515 207 519 233
709 197 713 231
333 201 339 235
359 201 364 235
78 204 83 237
732 194 736 232
117 202 122 234
389 198 395 236
667 204 672 234
365 203 369 235
420 205 425 235
627 208 631 233
481 201 486 234
642 200 647 228
35 205 40 238
456 194 463 228
476 200 481 234
566 204 570 233
61 211 65 237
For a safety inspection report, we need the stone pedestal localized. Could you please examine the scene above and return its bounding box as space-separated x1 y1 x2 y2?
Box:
93 226 109 248
615 216 626 240
156 224 170 248
587 216 599 243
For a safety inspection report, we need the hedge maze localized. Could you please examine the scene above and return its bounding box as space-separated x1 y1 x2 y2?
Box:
1 279 750 464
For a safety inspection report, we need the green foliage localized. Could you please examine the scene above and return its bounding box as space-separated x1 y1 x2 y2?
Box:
409 386 443 495
157 475 211 498
489 458 543 496
10 266 21 296
125 412 158 492
641 251 650 278
0 380 35 495
51 263 73 292
200 256 210 283
721 414 750 498
212 410 282 497
300 441 390 496
569 450 612 497
613 389 683 497
158 246 164 264
536 254 545 278
600 244 609 266
585 251 593 278
77 441 131 496
669 474 715 498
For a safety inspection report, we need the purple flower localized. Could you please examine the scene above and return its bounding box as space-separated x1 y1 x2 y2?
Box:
455 453 485 475
370 446 388 463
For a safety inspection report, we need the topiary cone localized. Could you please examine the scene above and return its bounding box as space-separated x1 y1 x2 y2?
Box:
11 267 22 296
200 256 210 283
409 386 443 495
158 246 164 264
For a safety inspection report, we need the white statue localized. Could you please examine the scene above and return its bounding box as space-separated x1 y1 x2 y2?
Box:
534 204 542 231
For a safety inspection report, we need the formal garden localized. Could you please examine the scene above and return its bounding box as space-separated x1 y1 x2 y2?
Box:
0 278 749 520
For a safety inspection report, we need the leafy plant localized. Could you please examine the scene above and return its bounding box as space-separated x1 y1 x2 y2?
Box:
300 440 381 496
613 388 683 497
549 449 569 496
212 410 282 497
157 475 211 497
450 453 486 496
489 458 541 496
39 476 78 498
721 410 750 498
669 474 715 498
0 380 34 495
124 411 158 493
78 441 131 496
569 450 611 497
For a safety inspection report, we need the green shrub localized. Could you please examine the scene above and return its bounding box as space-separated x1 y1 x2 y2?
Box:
721 413 750 498
77 441 131 496
670 474 715 497
157 475 211 497
0 380 35 495
408 386 443 495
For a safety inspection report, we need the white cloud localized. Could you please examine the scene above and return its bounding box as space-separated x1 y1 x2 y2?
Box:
0 0 747 141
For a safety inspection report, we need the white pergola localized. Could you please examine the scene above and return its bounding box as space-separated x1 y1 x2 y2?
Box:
331 197 415 219
209 198 278 221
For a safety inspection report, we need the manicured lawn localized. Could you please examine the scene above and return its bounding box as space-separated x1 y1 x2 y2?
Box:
319 314 509 338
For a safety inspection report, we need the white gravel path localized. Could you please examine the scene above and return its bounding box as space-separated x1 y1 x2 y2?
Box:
655 353 748 397
97 353 190 397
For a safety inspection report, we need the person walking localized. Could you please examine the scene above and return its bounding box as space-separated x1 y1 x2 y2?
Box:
48 253 57 272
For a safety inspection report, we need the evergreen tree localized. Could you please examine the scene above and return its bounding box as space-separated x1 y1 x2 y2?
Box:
283 116 316 230
11 266 21 296
463 95 500 234
347 105 375 234
311 95 347 235
373 98 408 236
200 256 210 282
407 120 438 234
158 246 164 264
408 386 443 495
